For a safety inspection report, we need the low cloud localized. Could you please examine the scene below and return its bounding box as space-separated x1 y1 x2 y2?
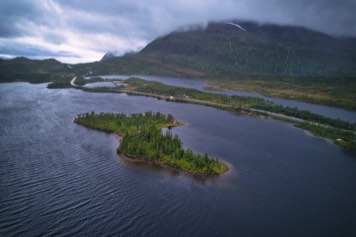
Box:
0 0 355 63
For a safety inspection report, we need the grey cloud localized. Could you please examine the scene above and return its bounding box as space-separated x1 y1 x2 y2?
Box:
0 40 76 58
261 0 356 36
0 0 355 62
42 32 67 45
2 0 356 39
55 1 166 39
0 0 49 37
3 0 356 39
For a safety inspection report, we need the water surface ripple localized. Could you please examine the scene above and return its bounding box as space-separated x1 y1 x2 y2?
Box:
0 83 355 236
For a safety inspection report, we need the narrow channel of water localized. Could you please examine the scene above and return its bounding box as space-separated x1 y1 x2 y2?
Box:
84 75 356 122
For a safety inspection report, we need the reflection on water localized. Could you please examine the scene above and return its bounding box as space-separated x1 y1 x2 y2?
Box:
0 82 355 236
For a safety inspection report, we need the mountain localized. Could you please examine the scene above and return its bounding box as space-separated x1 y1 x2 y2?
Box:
0 57 72 83
3 20 355 82
1 20 355 110
100 51 118 62
134 20 356 78
95 20 356 110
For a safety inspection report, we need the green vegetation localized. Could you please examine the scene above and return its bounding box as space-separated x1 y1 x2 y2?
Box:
74 111 225 175
121 78 355 130
207 76 356 111
140 21 356 78
71 78 356 154
113 78 356 155
0 57 74 84
123 77 234 104
296 122 356 153
245 97 354 130
47 81 72 88
72 56 194 78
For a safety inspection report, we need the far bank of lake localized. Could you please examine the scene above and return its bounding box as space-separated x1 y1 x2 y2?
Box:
83 75 356 123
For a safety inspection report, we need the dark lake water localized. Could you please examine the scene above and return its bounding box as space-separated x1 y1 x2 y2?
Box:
1 83 356 236
85 75 356 123
83 81 117 88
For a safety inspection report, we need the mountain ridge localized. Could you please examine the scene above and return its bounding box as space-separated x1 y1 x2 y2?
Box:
134 20 356 78
0 56 72 83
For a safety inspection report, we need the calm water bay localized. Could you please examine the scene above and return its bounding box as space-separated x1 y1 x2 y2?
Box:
0 83 355 236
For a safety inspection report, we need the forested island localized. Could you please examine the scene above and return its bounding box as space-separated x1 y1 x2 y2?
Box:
74 111 226 175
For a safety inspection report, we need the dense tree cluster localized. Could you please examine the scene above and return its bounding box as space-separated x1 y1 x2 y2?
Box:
120 127 223 174
75 111 224 175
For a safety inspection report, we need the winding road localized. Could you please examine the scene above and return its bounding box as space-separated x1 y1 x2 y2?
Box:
70 76 78 87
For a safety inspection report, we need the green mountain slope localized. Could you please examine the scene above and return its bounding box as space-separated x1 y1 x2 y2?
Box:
137 21 356 78
0 57 73 83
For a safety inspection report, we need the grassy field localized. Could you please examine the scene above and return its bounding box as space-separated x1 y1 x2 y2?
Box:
206 76 356 111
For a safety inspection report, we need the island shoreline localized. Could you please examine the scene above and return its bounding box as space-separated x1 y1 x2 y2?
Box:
74 112 227 175
118 152 230 176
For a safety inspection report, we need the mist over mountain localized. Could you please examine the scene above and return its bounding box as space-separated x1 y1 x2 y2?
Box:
131 20 356 78
2 19 356 82
100 52 118 62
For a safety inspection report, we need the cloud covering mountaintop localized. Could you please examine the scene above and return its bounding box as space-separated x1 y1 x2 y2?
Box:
1 0 355 63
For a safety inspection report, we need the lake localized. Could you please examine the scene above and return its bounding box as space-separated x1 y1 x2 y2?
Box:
85 75 356 123
0 83 355 236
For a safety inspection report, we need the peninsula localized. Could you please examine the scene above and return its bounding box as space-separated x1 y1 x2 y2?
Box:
74 111 226 175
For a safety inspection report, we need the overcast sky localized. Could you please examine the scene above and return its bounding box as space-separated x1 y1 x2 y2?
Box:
1 0 355 63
